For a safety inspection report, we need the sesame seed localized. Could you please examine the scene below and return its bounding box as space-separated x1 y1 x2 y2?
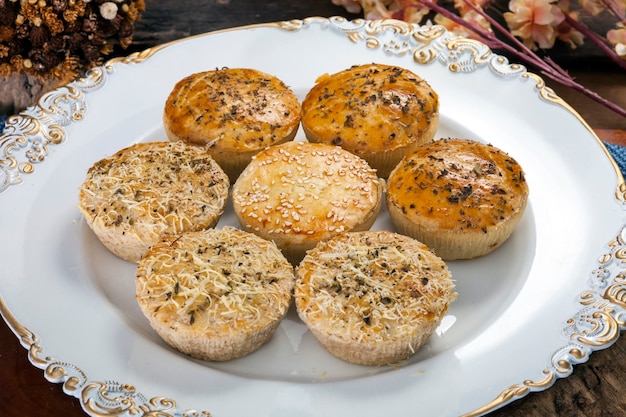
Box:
232 142 380 249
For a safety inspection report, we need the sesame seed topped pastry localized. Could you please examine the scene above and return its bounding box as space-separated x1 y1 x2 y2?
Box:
136 227 295 362
231 141 384 264
163 67 302 180
386 138 529 260
301 63 439 178
295 230 456 366
78 141 229 263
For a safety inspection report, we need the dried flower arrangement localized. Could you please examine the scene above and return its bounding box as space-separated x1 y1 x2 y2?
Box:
0 0 145 114
333 0 626 118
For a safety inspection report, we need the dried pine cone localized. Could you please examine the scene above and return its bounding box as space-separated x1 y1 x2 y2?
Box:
0 0 146 78
0 0 145 114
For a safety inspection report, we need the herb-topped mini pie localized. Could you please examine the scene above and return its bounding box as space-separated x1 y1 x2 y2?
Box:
78 141 229 262
163 67 302 180
295 230 456 365
386 138 529 260
301 63 439 178
136 227 295 361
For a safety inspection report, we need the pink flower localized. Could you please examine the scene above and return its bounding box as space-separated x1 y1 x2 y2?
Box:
360 0 395 19
578 0 606 16
434 10 493 40
332 0 363 13
555 1 585 48
399 3 434 22
360 0 432 22
453 0 494 16
504 0 565 49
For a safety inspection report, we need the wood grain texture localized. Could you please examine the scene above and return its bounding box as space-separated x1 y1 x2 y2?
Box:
127 0 352 52
490 330 626 417
597 129 626 146
1 1 625 416
0 321 85 417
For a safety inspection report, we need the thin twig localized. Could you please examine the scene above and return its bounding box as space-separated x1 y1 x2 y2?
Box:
601 0 626 20
562 13 626 70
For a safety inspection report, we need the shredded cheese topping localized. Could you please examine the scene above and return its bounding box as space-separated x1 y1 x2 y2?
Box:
136 227 295 335
79 141 229 244
295 231 456 343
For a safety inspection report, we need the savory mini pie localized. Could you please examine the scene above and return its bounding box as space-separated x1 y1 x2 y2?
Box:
386 138 529 260
136 227 295 361
231 141 384 263
163 67 302 180
295 230 456 366
78 141 229 262
301 63 439 178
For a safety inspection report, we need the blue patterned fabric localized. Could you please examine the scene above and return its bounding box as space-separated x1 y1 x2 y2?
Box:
604 142 626 178
1 114 625 177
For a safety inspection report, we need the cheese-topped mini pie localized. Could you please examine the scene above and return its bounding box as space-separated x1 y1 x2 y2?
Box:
163 67 301 180
301 63 439 178
78 141 229 262
231 141 384 264
386 138 529 260
295 230 456 366
136 227 295 362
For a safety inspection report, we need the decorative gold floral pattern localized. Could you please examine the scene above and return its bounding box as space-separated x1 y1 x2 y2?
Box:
462 224 626 417
0 16 625 417
0 51 156 194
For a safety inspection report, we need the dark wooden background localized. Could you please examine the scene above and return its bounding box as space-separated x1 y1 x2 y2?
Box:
1 1 626 416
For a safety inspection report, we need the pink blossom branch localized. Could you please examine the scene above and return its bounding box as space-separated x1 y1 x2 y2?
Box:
413 0 626 118
562 13 626 70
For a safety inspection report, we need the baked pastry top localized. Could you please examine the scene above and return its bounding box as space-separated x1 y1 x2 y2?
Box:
78 141 229 262
386 138 529 259
163 67 301 179
301 63 439 177
295 230 456 365
136 227 295 362
231 141 383 263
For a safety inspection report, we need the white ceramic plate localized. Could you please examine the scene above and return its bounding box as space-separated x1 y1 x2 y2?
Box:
1 17 625 417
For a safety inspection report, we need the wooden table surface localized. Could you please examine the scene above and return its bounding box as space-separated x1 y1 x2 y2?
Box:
1 1 626 416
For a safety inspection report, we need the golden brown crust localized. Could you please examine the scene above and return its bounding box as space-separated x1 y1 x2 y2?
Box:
136 227 295 362
231 141 383 264
78 141 229 262
295 230 456 366
386 138 529 260
301 63 439 178
163 67 302 179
